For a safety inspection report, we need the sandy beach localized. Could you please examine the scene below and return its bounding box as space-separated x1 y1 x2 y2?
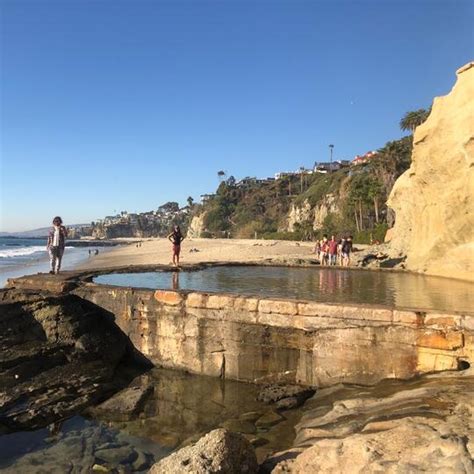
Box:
76 238 319 270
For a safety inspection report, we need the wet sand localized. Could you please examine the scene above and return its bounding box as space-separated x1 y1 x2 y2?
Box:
76 238 318 270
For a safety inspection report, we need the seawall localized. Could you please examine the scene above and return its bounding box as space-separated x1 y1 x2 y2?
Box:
8 267 474 387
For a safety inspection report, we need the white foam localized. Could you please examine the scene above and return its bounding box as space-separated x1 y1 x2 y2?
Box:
0 246 46 258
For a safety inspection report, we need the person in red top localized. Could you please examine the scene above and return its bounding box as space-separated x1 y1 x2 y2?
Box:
328 235 338 266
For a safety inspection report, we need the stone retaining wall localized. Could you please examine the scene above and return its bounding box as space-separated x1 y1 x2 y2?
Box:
70 282 473 387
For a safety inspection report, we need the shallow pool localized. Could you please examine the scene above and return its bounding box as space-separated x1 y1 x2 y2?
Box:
93 265 474 313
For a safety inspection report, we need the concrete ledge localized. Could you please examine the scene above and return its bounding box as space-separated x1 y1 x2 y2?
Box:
6 267 474 387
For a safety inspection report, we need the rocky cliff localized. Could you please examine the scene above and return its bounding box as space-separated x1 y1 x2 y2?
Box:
186 213 206 238
388 62 474 281
287 194 340 232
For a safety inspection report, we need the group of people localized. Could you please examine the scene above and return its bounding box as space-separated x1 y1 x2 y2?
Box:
313 234 353 267
46 216 351 274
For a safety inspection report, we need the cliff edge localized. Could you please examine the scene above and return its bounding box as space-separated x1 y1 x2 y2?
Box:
388 62 474 281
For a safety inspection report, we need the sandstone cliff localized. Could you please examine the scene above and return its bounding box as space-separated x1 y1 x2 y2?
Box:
287 194 340 232
388 62 474 281
187 213 206 238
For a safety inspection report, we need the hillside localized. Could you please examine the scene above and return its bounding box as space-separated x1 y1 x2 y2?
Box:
188 135 413 244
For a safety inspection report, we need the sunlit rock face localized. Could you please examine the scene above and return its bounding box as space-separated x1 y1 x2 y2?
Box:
388 62 474 281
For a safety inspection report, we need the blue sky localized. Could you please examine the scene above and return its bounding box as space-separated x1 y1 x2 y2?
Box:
1 0 472 231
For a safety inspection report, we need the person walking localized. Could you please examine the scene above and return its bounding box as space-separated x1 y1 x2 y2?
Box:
167 225 185 267
46 216 68 274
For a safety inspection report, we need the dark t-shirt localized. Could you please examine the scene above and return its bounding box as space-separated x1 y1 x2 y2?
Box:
342 240 352 254
171 232 182 246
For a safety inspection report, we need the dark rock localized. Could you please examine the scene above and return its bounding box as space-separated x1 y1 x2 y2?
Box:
275 396 300 410
95 446 138 465
89 381 153 421
255 411 285 428
220 418 257 434
131 449 152 471
0 289 140 432
257 384 315 406
239 411 264 423
149 428 258 474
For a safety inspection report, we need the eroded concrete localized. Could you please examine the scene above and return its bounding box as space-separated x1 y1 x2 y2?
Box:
7 265 474 387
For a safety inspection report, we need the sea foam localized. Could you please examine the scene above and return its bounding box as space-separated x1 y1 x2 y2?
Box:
0 246 46 258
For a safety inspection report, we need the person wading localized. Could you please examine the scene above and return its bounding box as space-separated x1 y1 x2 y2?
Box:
167 225 185 267
46 216 68 274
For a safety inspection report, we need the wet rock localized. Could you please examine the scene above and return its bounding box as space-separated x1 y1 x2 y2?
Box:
247 436 269 448
239 411 264 423
89 383 153 421
275 397 299 410
255 411 285 429
0 290 138 432
257 384 315 406
95 446 138 465
131 449 152 471
149 428 258 474
220 418 257 434
92 464 109 472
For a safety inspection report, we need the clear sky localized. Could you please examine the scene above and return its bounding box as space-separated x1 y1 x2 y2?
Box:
1 0 472 231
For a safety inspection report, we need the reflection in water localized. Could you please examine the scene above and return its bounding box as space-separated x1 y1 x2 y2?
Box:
172 272 180 291
0 368 300 472
94 266 474 313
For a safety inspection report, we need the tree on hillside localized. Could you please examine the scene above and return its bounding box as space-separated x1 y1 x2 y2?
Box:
399 108 430 134
366 177 383 223
217 170 226 182
226 175 236 187
348 174 375 232
187 196 194 208
372 136 413 192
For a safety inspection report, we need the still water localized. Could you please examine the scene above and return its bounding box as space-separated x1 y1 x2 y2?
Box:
94 265 474 313
0 368 299 472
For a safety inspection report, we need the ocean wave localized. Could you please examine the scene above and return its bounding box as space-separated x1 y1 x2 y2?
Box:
0 246 46 258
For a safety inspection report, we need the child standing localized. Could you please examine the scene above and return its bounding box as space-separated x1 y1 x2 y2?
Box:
46 216 68 274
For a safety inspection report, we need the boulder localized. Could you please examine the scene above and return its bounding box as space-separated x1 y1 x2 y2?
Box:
387 62 474 281
149 429 258 474
257 384 315 406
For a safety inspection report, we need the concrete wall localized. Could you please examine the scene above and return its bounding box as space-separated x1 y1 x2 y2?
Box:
72 283 474 387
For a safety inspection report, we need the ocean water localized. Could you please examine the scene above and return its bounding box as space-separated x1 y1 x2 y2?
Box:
0 237 92 287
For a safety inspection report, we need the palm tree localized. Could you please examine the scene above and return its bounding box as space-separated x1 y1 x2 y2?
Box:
399 108 430 134
187 196 194 208
217 170 226 182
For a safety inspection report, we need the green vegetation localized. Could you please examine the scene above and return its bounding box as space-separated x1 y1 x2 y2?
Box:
399 108 430 134
194 112 419 243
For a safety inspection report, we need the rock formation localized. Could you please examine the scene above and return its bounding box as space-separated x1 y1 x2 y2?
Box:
286 195 340 232
265 368 474 473
388 62 474 281
187 213 206 238
0 288 139 432
149 428 258 473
